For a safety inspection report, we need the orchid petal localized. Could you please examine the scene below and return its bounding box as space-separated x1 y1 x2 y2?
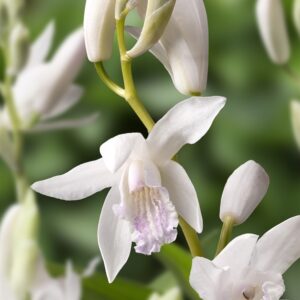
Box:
25 21 55 68
0 205 21 275
31 114 98 132
213 234 259 270
147 97 226 163
42 85 83 120
31 158 114 200
190 257 223 300
65 261 81 300
219 160 269 225
252 216 300 274
100 133 147 173
256 0 290 64
126 26 172 74
82 257 101 278
98 185 132 283
84 0 116 62
160 161 202 233
157 0 208 95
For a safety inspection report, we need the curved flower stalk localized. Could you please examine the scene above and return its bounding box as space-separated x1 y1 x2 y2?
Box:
32 96 226 283
256 0 290 65
130 0 208 95
0 22 96 132
220 160 269 225
0 203 100 300
190 216 300 300
293 0 300 36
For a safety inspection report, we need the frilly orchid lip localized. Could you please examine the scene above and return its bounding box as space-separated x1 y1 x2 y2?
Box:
32 96 226 282
1 22 93 132
190 216 300 300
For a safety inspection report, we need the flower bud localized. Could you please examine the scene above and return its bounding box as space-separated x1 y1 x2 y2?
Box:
84 0 116 62
127 0 176 58
10 189 39 297
219 160 269 225
8 22 30 76
293 0 300 36
256 0 290 65
291 100 300 149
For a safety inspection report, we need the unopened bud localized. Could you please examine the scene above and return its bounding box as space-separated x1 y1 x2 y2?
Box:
219 161 269 225
84 0 116 62
8 22 30 76
127 0 176 58
256 0 290 65
11 189 39 298
291 100 300 149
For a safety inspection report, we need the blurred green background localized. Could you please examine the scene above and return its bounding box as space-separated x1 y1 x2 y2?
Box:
1 0 300 298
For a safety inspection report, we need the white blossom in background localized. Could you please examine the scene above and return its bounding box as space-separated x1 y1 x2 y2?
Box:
129 0 209 95
291 100 300 149
31 257 100 300
219 160 269 225
32 96 226 283
190 216 300 300
0 203 99 300
0 22 97 132
148 287 182 300
84 0 116 62
256 0 290 65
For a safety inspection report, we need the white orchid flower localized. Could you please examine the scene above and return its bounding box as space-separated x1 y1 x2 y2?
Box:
32 96 226 282
0 22 96 131
0 203 100 300
256 0 290 65
220 160 269 225
130 0 209 95
30 257 100 300
190 216 300 300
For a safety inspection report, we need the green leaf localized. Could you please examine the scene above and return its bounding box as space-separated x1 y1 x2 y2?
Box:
149 271 178 294
155 244 200 300
83 274 153 300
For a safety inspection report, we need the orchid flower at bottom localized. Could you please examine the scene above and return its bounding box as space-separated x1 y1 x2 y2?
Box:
0 203 99 300
190 216 300 300
32 96 226 282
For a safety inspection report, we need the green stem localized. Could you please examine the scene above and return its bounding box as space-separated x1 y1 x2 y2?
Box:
215 216 235 256
116 15 204 257
179 217 203 257
116 17 155 133
1 38 25 203
94 62 125 98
